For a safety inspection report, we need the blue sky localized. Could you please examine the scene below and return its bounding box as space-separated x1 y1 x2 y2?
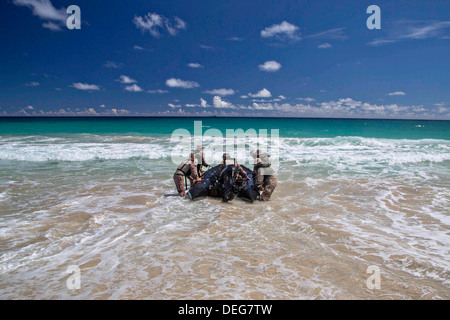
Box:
0 0 449 118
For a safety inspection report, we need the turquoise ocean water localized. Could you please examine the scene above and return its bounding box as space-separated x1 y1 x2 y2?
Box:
0 117 449 139
0 117 449 299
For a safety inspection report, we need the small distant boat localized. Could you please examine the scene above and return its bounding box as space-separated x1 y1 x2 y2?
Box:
187 165 260 202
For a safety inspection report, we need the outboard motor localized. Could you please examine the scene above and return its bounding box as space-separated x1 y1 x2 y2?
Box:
219 165 243 202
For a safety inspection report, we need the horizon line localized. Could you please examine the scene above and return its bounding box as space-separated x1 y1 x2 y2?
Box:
0 115 449 122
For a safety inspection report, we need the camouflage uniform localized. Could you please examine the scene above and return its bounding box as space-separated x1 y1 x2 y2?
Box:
174 159 198 197
253 160 277 201
194 147 210 176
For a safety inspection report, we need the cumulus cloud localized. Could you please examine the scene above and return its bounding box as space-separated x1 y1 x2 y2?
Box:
5 106 137 117
147 89 168 94
165 78 199 89
133 13 186 38
70 83 100 91
249 103 274 111
318 43 332 49
118 75 137 84
13 0 68 31
258 60 282 72
388 91 406 96
203 88 235 96
297 97 316 102
247 88 272 98
261 21 300 41
86 108 97 115
124 84 143 92
227 96 445 119
187 63 204 68
213 96 235 109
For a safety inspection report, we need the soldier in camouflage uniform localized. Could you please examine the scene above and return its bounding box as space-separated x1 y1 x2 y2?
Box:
219 153 250 180
194 145 210 176
173 153 201 197
251 150 277 201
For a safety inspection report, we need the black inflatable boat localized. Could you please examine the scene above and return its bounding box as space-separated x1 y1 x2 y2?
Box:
187 165 260 202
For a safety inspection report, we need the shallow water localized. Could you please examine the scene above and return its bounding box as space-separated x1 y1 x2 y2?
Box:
0 125 449 299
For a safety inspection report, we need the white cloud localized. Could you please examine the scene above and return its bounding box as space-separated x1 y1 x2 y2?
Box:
367 38 398 47
25 81 40 87
227 37 244 41
166 17 186 36
248 88 272 98
42 21 63 31
403 21 450 39
71 83 100 91
185 97 209 108
308 28 348 40
105 61 122 69
249 103 274 111
168 103 181 108
213 96 235 109
231 96 440 119
388 91 406 96
133 13 186 38
297 97 316 102
13 0 66 22
199 44 214 50
318 43 332 49
13 0 67 31
147 89 168 94
124 84 143 92
87 108 97 115
165 78 199 89
261 21 300 41
133 45 145 51
118 75 137 84
258 60 282 72
203 88 235 96
368 20 450 46
187 63 204 68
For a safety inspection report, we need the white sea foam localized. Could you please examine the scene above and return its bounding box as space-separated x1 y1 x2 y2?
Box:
0 137 168 161
1 135 449 166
